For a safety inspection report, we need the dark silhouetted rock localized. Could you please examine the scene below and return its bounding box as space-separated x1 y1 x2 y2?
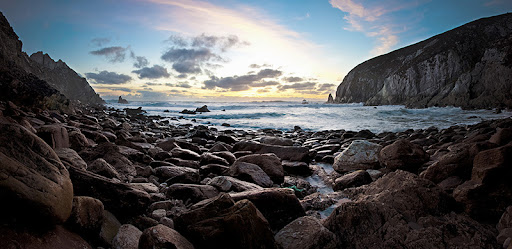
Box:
195 105 210 112
139 224 194 249
230 161 274 188
275 216 337 249
166 184 220 204
233 141 310 162
333 170 372 191
0 225 92 249
235 153 284 183
118 96 129 104
379 139 429 171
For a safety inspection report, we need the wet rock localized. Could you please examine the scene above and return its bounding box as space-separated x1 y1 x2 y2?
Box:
333 140 382 173
211 151 236 165
88 158 121 179
79 143 137 180
166 184 220 204
37 124 70 149
154 166 200 184
260 136 294 146
165 158 201 169
379 139 429 171
199 164 230 178
233 141 311 162
112 224 142 249
230 188 305 232
333 170 372 191
0 225 92 249
230 161 274 188
0 122 73 225
139 224 194 249
235 153 284 184
99 210 122 245
69 130 90 151
55 147 87 170
66 196 104 235
274 216 337 249
215 135 238 145
68 166 151 221
174 194 278 249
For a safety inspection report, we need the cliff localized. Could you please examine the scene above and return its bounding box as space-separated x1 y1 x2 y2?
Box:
0 12 104 106
333 13 512 109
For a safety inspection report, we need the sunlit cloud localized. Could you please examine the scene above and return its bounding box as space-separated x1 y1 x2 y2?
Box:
330 0 428 55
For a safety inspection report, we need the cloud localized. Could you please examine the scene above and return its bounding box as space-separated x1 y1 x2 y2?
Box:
90 46 128 63
93 86 132 92
85 70 132 84
161 47 223 74
283 76 304 82
249 63 271 69
203 68 283 91
132 65 171 79
144 82 163 86
90 37 110 47
136 90 170 100
165 82 192 88
330 0 427 55
317 83 336 93
130 51 150 68
192 33 250 52
278 82 317 91
167 34 189 47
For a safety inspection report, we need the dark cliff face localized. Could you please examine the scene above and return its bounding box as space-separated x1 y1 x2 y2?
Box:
0 12 104 106
334 13 512 109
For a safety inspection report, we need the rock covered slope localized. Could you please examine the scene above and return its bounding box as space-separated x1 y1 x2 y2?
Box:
333 13 512 109
0 12 103 106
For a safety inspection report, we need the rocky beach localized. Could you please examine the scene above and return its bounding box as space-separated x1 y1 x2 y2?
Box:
1 6 512 249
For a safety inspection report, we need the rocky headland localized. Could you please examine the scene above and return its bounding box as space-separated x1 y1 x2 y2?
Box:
332 13 512 109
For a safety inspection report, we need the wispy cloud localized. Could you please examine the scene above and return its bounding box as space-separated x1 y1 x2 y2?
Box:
330 0 428 55
90 46 128 63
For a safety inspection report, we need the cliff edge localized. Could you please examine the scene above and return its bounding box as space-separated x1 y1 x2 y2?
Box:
333 13 512 109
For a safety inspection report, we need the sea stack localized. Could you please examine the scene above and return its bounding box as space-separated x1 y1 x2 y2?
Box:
327 93 334 104
118 96 129 104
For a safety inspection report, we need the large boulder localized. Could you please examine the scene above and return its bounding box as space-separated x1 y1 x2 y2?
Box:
233 141 310 162
379 139 428 171
87 158 121 179
68 166 151 221
174 193 278 249
79 142 137 180
37 124 70 149
166 184 220 204
323 170 497 248
333 140 382 173
235 153 284 184
0 122 73 225
66 196 104 235
112 224 142 249
55 147 88 170
139 224 194 249
274 216 337 249
171 147 201 161
230 161 273 188
260 136 294 146
154 166 200 184
230 188 305 232
0 225 92 249
333 170 372 191
453 144 512 222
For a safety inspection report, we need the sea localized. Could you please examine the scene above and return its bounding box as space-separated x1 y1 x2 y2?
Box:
106 100 512 133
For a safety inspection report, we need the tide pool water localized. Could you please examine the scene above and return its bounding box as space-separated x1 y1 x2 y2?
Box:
107 100 512 133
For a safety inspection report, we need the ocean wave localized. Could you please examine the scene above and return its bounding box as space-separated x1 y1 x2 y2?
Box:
201 112 285 120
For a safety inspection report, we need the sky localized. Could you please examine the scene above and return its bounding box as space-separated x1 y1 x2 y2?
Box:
1 0 511 102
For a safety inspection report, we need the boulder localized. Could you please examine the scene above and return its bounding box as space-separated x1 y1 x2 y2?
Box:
274 216 337 249
156 138 180 151
199 164 230 178
489 128 512 146
99 210 122 245
199 152 229 166
55 147 87 170
174 194 278 249
165 158 201 169
154 166 200 184
66 196 104 235
333 140 382 173
230 161 274 187
171 147 201 161
260 136 294 146
233 141 310 162
37 124 70 149
68 166 151 221
379 139 428 171
230 188 305 232
112 224 142 249
211 151 236 165
0 225 92 249
333 170 372 191
420 143 476 183
139 224 194 249
79 143 137 180
324 170 497 248
235 153 284 184
69 130 90 151
207 176 232 192
195 105 210 112
498 206 512 232
87 158 121 179
0 122 73 225
166 184 220 204
282 160 312 176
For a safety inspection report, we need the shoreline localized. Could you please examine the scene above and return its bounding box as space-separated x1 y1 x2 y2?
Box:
1 101 512 248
